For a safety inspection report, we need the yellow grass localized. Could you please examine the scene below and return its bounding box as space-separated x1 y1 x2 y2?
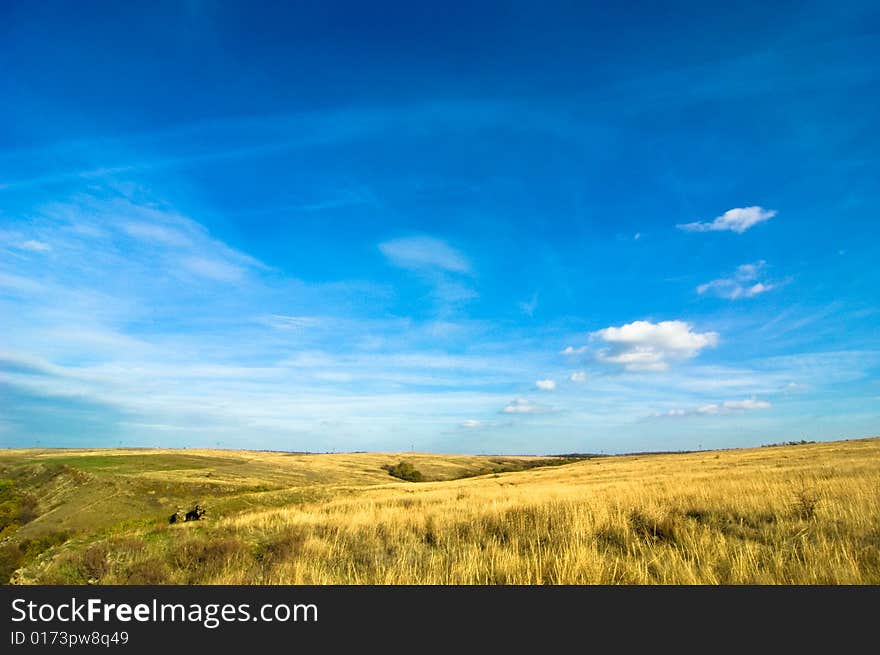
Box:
7 438 880 584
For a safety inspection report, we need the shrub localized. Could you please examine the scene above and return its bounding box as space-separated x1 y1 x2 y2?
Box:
383 461 424 482
0 532 70 584
0 479 39 535
0 543 24 584
20 531 70 558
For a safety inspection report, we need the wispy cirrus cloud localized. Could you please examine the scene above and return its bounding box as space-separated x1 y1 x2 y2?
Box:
379 236 470 274
591 320 719 372
18 240 52 252
29 193 267 287
379 235 476 310
518 292 539 317
121 221 191 247
259 315 324 330
501 398 548 414
657 397 772 418
0 100 619 192
697 261 776 300
181 256 247 282
0 184 536 451
677 206 776 233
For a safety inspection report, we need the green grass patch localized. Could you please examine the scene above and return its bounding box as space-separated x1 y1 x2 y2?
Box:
38 454 247 475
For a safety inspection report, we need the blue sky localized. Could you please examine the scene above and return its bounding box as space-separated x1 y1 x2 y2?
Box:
1 1 878 453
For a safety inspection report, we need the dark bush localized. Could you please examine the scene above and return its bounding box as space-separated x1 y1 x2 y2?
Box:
0 532 71 585
0 543 24 584
20 531 70 559
0 479 39 536
382 461 424 482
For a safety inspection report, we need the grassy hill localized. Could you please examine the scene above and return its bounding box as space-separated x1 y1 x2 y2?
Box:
1 438 878 584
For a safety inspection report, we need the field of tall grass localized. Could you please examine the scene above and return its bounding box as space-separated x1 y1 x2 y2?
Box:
5 438 879 584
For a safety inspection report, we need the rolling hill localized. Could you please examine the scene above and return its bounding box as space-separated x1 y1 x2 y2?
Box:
1 438 878 584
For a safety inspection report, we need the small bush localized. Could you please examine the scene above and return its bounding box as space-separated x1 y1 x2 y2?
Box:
383 461 424 482
0 479 39 535
0 543 24 584
19 531 70 559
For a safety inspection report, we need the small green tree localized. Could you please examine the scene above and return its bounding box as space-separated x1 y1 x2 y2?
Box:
383 461 424 482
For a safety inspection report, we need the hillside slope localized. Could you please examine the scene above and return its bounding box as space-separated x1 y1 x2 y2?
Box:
2 439 878 584
0 449 570 581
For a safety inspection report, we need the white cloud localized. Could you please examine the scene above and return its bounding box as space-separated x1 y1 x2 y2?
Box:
734 262 763 279
379 236 470 273
378 235 476 310
261 315 323 330
500 398 558 416
122 221 191 246
560 345 588 355
597 349 669 372
677 206 776 233
697 398 771 415
19 240 52 252
697 261 776 299
746 282 772 295
658 397 771 418
536 378 556 391
39 194 266 286
182 256 245 282
460 419 483 428
502 398 539 414
518 292 538 317
592 320 719 372
569 371 586 383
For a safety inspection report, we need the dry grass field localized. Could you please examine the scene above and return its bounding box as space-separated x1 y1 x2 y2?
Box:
2 438 878 584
